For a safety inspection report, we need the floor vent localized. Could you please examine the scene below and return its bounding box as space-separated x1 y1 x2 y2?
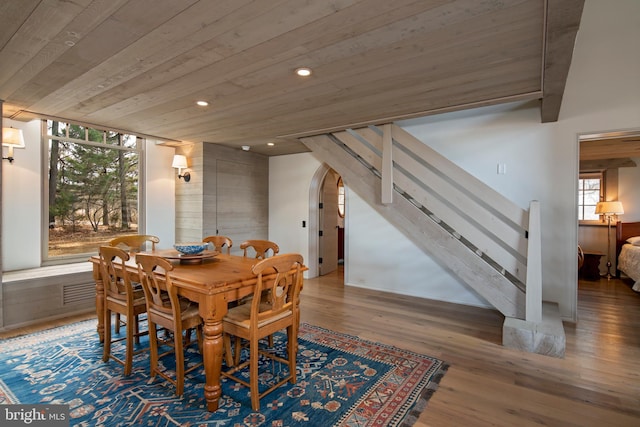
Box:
63 282 95 306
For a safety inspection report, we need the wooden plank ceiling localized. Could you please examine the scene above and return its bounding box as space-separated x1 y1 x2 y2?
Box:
0 0 584 156
580 133 640 171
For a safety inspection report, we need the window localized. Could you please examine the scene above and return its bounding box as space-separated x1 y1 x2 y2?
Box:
43 120 144 262
578 172 603 221
337 177 345 218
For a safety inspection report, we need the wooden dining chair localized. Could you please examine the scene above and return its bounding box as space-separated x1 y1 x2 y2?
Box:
239 239 281 345
240 239 279 259
203 235 233 254
136 253 204 396
99 246 148 375
109 234 159 334
110 234 159 253
221 253 304 411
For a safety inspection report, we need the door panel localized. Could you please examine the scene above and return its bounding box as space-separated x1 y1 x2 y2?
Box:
319 171 339 275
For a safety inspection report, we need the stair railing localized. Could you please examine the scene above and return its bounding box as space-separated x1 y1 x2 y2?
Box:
329 124 542 322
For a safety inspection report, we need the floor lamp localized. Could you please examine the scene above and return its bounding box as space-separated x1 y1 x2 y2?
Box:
595 201 624 280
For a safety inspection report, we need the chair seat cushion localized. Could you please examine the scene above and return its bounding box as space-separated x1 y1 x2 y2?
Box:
106 294 146 307
149 299 200 322
224 303 292 329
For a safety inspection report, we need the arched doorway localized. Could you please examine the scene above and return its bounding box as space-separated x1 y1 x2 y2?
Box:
308 164 345 278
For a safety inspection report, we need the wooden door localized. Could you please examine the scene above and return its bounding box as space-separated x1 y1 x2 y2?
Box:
319 171 339 275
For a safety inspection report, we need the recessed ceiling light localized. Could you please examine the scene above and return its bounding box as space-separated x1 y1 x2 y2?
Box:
267 142 275 146
295 67 312 77
196 100 209 107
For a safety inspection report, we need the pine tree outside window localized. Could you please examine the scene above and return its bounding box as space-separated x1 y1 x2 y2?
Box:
43 120 143 263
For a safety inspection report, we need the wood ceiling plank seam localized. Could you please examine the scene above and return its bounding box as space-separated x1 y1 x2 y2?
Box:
47 1 336 115
0 0 93 90
59 41 310 118
91 0 540 126
8 0 199 109
0 0 131 101
54 0 362 118
208 0 360 55
0 0 41 51
296 0 453 54
29 0 254 114
229 20 541 92
45 0 539 124
179 88 540 146
304 0 541 65
71 48 312 124
144 57 540 142
74 44 311 122
25 0 204 112
168 32 540 126
86 19 542 137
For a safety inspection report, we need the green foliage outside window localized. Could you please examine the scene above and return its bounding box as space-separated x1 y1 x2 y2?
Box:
45 120 142 259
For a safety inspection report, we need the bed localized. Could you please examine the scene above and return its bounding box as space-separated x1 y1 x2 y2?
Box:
616 221 640 292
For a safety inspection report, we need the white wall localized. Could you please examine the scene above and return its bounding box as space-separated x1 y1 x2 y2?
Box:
1 120 176 271
1 119 41 270
145 140 177 249
269 153 323 274
347 190 489 306
269 0 640 321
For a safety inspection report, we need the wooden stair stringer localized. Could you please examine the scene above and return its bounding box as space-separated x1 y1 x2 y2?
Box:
302 134 526 319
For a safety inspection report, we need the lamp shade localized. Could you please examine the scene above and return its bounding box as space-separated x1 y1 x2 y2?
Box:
595 201 624 215
171 154 188 169
2 127 25 148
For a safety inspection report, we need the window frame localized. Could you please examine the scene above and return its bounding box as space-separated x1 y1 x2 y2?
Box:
578 171 604 224
337 177 345 218
41 119 146 265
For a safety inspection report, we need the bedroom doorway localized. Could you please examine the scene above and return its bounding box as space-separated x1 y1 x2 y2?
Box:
578 129 640 284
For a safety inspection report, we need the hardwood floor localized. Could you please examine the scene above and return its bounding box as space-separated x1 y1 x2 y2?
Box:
2 269 639 426
300 268 640 427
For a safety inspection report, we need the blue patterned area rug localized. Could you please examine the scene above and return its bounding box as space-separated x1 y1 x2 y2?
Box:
0 319 448 426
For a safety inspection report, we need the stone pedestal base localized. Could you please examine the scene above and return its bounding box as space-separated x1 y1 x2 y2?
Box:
503 302 565 358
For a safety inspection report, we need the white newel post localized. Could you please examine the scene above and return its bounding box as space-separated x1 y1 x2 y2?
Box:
526 200 542 322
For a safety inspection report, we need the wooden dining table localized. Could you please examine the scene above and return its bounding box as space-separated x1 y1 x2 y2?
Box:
90 249 291 412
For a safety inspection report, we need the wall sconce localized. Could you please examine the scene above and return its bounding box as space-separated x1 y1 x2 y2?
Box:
2 127 26 163
172 154 190 182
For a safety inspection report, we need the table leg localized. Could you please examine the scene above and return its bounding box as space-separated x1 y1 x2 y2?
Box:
93 264 105 343
200 295 228 412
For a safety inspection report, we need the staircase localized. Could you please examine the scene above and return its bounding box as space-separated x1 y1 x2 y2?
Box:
301 124 565 357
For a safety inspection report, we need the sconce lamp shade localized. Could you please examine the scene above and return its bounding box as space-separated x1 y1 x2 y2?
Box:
2 127 26 163
595 201 624 215
3 127 26 148
172 154 188 169
172 154 190 182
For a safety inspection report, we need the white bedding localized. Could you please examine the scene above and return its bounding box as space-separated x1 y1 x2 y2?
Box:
618 243 640 292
